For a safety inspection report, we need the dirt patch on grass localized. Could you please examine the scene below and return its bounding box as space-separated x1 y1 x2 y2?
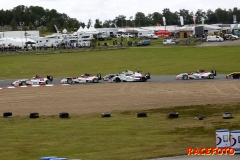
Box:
0 81 240 116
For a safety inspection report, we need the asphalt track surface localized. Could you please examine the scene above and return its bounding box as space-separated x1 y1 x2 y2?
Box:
0 74 237 88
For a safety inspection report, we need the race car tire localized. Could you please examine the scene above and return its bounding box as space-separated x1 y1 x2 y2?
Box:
208 74 214 79
182 75 188 80
93 78 99 83
46 80 51 84
233 74 239 79
145 72 151 79
97 73 101 80
115 77 121 83
47 75 53 81
67 78 73 84
141 77 147 82
20 81 27 86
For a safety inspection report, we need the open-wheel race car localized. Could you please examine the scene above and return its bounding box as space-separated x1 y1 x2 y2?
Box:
102 74 118 81
176 69 216 80
104 70 151 82
61 73 101 84
226 72 240 79
11 75 53 86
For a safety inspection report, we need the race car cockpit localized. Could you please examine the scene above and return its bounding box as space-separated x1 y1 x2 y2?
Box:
35 75 42 78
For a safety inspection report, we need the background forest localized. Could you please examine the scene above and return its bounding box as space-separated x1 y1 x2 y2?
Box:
0 5 240 33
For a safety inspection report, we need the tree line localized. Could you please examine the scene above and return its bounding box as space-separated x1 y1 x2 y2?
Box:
0 5 240 33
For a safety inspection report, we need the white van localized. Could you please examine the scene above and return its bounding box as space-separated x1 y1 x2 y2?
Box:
206 36 223 42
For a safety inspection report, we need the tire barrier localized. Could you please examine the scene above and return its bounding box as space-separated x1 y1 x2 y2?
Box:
3 112 12 118
59 112 69 118
29 112 39 118
168 112 179 118
195 116 205 120
222 112 233 119
137 112 147 118
101 112 111 117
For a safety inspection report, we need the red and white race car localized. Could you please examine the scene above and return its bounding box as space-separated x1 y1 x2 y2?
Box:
61 73 101 84
176 69 216 80
11 75 53 86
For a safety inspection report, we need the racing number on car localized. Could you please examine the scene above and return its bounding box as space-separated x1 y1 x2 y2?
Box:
33 82 38 85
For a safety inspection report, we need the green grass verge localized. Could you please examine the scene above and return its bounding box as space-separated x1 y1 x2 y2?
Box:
0 103 240 160
0 46 240 79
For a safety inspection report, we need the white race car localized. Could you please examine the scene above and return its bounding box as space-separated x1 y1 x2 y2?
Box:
107 70 151 82
61 73 101 84
176 69 216 80
102 74 118 81
11 75 53 86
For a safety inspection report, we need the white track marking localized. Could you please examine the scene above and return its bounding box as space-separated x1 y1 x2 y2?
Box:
7 86 15 89
32 85 40 87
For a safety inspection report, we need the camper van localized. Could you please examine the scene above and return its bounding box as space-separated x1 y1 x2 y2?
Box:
35 34 63 47
206 36 223 42
138 31 154 38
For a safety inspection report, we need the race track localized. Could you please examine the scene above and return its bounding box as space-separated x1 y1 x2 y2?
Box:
0 74 236 88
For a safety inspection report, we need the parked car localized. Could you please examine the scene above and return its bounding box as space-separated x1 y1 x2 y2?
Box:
206 36 223 42
226 72 240 79
176 69 216 80
137 40 150 46
225 34 238 40
107 70 151 82
121 33 133 38
147 34 158 39
61 73 101 84
163 39 176 45
11 75 53 86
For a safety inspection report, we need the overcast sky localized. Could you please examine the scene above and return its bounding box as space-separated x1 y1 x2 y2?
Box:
1 0 239 24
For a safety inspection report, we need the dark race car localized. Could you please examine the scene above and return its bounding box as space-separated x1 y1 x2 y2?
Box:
226 72 240 79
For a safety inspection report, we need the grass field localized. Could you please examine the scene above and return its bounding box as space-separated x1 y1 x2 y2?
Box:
0 103 240 160
0 46 240 79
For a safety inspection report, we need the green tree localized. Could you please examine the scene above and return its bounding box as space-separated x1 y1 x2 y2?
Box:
102 20 111 28
29 22 34 30
205 9 217 24
114 15 126 27
135 12 145 27
152 12 163 26
87 19 92 28
94 19 102 28
10 19 18 31
178 9 192 25
215 8 229 23
162 8 175 25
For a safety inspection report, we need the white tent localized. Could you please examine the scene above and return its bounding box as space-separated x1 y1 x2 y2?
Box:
81 26 99 35
0 37 36 47
77 26 84 32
